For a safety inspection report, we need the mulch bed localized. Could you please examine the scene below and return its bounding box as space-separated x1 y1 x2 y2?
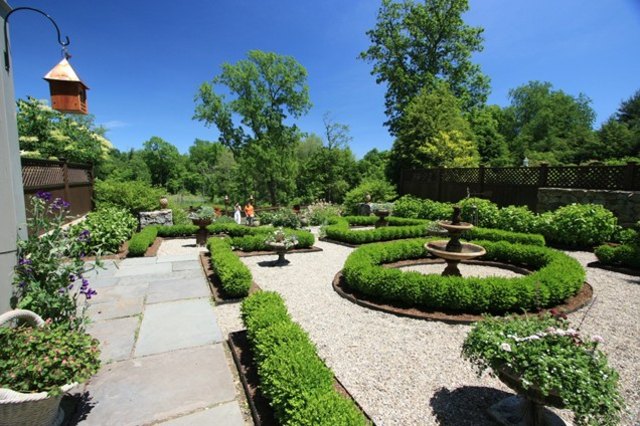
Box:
199 252 261 304
235 246 323 257
227 330 375 426
333 258 594 324
587 261 640 277
144 237 163 257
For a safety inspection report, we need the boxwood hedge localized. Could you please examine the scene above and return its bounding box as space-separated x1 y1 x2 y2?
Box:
127 226 158 257
241 292 368 425
206 237 252 297
595 243 640 269
342 238 585 314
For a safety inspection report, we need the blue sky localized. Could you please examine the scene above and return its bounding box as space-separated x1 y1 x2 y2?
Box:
8 0 640 158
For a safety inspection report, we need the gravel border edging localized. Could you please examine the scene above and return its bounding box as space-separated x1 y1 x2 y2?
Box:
235 246 323 257
333 258 594 324
587 261 640 277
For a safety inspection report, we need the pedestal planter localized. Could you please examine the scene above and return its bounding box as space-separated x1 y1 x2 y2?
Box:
489 365 566 426
265 241 296 266
373 210 390 228
192 218 212 247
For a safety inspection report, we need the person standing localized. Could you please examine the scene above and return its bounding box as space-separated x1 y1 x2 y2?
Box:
244 201 255 226
234 203 242 224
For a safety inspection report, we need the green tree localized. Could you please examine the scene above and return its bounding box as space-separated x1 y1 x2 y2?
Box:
388 82 479 178
357 148 391 182
360 0 490 135
140 136 184 189
504 81 596 165
194 50 311 205
184 139 223 197
17 97 112 167
616 89 640 127
468 105 511 165
99 149 152 183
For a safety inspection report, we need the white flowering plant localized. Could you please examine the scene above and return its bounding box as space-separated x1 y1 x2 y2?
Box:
462 314 623 426
265 227 298 250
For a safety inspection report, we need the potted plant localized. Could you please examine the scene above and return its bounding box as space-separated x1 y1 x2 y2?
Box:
189 206 216 228
0 309 101 426
462 314 623 426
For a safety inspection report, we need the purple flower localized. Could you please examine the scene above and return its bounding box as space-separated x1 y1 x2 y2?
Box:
35 191 52 202
58 287 66 294
18 281 27 288
81 278 90 288
51 198 71 211
18 258 32 265
69 274 77 282
77 229 91 243
67 284 74 290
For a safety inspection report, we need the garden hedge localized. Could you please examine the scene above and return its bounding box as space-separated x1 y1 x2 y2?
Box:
206 238 252 297
127 226 158 257
230 229 314 252
595 243 640 269
342 238 585 314
324 216 545 247
323 216 430 244
241 292 368 425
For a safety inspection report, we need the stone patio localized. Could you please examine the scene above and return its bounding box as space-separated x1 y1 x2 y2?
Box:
76 239 247 425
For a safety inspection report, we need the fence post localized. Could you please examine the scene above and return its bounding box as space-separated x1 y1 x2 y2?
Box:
539 162 549 187
61 158 69 202
436 167 443 201
624 161 636 190
479 165 485 194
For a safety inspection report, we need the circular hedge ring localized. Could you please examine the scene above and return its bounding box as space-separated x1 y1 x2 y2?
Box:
340 238 587 316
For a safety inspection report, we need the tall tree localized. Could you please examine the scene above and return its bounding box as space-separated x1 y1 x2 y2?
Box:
388 82 479 178
468 105 511 166
194 50 311 205
504 81 596 165
360 0 490 135
140 136 183 189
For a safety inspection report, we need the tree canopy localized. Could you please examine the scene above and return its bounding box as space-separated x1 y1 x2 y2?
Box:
360 0 490 135
194 50 311 205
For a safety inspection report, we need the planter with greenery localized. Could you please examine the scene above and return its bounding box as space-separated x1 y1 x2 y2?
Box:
0 309 101 426
462 314 623 425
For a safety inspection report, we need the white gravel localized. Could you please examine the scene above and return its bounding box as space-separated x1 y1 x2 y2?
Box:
399 263 522 278
214 232 640 426
156 238 207 256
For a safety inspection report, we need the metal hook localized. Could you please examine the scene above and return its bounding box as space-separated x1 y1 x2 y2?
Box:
3 6 71 72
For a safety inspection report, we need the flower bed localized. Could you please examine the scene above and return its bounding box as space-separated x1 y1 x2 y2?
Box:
240 292 369 425
341 238 585 314
462 315 623 425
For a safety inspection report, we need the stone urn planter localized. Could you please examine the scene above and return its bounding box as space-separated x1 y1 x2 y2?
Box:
159 196 169 209
373 209 390 228
192 218 213 247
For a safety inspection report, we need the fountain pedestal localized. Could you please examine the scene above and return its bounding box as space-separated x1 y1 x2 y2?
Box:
265 241 296 266
425 206 486 276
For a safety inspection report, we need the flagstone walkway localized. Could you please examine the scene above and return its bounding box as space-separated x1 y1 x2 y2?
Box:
74 239 248 426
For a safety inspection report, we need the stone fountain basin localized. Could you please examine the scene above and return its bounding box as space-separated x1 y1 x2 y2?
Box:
425 241 486 261
437 220 474 232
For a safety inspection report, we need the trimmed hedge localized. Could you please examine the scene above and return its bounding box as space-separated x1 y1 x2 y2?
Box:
157 224 199 237
324 216 430 244
342 238 585 314
464 227 545 246
241 292 368 425
595 244 640 269
127 226 158 257
206 238 252 297
230 229 315 252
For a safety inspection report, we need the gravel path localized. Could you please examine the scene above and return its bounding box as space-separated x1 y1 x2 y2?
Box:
216 233 640 425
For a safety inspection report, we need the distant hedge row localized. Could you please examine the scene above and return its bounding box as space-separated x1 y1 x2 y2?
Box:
342 238 585 314
241 292 368 425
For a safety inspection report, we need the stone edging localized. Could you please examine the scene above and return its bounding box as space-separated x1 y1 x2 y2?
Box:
333 258 594 324
587 261 640 277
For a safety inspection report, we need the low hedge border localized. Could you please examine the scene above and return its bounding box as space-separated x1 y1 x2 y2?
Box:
206 237 252 298
593 243 640 273
240 292 370 425
323 216 546 247
342 238 585 314
127 226 158 257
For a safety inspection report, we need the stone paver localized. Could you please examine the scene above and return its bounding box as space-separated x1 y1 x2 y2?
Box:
79 345 236 426
118 257 159 267
172 260 203 271
135 298 222 357
87 316 139 363
146 277 211 304
156 253 200 263
86 283 148 321
158 401 245 426
114 262 172 277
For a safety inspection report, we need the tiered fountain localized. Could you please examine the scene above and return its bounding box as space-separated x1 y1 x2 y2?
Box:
425 206 486 276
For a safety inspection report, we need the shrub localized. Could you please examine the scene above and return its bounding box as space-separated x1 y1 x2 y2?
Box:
169 202 190 226
263 208 301 229
206 238 252 297
392 195 422 219
494 205 538 234
458 197 499 228
392 195 453 221
463 315 623 425
94 179 164 214
545 204 617 248
240 292 368 425
69 207 137 254
342 179 397 215
302 200 342 226
13 193 99 330
127 226 158 257
156 225 198 237
342 238 585 313
594 243 640 269
464 227 545 246
0 324 101 395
